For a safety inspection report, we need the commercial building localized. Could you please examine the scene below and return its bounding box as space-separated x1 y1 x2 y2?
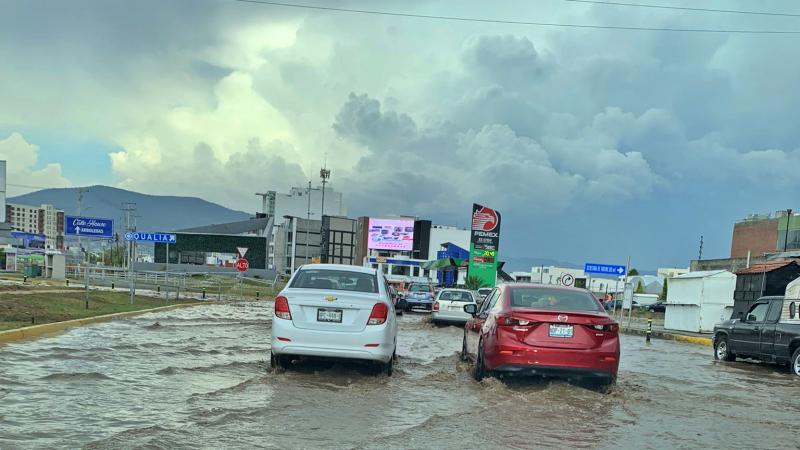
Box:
274 216 322 275
153 217 273 271
5 202 65 250
0 160 15 247
260 185 346 270
730 210 800 258
692 210 800 273
321 215 358 266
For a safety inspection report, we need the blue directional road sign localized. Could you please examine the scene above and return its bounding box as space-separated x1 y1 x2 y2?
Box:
584 263 626 276
65 216 114 238
124 232 177 243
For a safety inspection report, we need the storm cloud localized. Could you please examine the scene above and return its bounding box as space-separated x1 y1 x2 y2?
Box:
2 0 799 268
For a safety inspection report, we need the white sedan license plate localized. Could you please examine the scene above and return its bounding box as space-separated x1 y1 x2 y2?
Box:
317 308 343 323
549 324 573 338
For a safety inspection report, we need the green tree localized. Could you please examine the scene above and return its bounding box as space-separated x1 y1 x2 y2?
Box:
660 278 669 301
635 281 646 294
628 268 640 276
465 275 487 290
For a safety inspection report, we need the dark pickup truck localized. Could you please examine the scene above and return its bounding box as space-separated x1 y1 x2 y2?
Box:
713 296 800 376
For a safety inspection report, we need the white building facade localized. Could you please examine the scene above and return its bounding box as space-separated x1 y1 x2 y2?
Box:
6 203 65 250
264 185 346 270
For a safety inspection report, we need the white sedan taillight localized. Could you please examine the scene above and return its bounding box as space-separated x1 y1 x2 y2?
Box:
274 295 292 320
367 303 388 325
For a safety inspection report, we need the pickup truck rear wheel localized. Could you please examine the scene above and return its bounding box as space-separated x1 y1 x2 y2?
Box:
791 347 800 377
714 336 736 362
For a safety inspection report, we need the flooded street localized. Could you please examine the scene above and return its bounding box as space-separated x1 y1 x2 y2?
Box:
1 301 798 449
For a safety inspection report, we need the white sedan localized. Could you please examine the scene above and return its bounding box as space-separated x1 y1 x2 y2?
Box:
431 289 478 325
271 264 398 375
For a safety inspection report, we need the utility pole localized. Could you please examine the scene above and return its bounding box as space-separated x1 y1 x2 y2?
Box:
305 180 311 263
319 161 331 261
784 209 793 252
698 235 704 261
77 187 89 262
320 163 331 219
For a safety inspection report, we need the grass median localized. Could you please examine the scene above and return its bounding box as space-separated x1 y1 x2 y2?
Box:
0 290 195 332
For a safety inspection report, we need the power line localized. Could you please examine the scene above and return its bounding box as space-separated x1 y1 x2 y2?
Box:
228 0 800 34
564 0 800 18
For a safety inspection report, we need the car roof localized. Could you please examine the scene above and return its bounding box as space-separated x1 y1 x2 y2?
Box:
439 288 472 292
297 264 377 275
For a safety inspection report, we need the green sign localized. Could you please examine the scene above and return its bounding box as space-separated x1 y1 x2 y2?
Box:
468 203 502 288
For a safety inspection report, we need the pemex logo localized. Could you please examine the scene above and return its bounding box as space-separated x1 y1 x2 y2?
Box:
472 206 499 232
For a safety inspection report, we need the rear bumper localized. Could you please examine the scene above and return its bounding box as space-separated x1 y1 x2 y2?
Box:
431 311 469 323
484 341 620 379
406 300 433 311
492 364 616 382
271 318 395 363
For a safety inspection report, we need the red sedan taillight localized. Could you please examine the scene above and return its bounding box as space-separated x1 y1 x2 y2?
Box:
433 301 440 312
274 296 291 320
367 303 388 325
590 323 619 334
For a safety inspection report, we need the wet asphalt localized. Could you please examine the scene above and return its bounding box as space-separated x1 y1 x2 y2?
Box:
0 301 798 450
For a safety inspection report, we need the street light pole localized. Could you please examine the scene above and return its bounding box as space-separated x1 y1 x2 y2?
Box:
784 209 793 252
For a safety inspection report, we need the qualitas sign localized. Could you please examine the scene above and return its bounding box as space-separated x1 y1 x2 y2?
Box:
468 203 502 288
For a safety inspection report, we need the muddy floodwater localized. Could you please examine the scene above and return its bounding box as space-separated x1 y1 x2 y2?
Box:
1 302 798 449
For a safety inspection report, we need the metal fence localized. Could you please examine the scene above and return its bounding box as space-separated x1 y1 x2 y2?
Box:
65 265 280 302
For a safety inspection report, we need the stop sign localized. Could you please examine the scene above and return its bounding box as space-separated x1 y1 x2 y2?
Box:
236 258 249 273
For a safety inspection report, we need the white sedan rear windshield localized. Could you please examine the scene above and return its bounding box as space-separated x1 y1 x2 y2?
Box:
510 288 602 312
439 291 473 302
291 269 379 293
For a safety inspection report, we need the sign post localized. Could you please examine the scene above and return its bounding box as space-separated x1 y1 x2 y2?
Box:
124 232 177 305
468 203 502 288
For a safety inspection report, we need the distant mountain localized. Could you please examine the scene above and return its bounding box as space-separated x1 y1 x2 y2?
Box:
9 185 251 233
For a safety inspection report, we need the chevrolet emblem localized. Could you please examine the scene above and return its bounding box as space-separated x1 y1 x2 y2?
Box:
324 295 337 302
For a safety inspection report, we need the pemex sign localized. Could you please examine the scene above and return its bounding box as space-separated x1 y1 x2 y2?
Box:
468 203 502 288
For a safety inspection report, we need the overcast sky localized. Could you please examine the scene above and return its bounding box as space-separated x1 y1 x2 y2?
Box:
2 0 799 269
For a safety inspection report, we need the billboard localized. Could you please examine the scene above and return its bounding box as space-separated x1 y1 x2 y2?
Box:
65 216 114 238
367 218 414 251
468 203 502 288
11 232 46 249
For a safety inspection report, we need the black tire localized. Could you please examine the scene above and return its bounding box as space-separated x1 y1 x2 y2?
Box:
380 353 394 377
473 339 486 381
714 335 736 362
270 351 287 372
461 333 468 362
791 347 800 377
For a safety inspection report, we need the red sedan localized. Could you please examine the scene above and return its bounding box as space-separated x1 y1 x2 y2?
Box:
462 283 620 387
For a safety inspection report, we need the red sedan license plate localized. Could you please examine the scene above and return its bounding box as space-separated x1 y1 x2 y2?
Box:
548 324 573 338
317 308 343 323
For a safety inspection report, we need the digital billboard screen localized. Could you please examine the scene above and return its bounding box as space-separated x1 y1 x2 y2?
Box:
367 218 414 251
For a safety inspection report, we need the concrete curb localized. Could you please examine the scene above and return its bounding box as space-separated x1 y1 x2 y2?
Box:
621 327 713 347
0 302 206 345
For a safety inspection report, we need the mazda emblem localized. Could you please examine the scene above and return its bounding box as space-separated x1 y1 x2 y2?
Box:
557 314 568 322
